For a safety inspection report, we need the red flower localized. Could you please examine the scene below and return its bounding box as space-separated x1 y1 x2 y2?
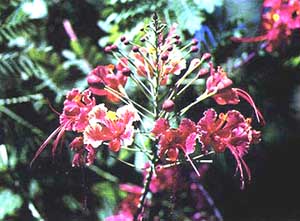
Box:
152 118 197 161
142 163 178 193
59 89 95 132
83 104 139 152
152 118 200 176
87 59 128 103
150 165 178 193
69 136 96 166
31 89 95 165
197 108 261 189
130 24 186 85
205 62 265 124
232 0 300 51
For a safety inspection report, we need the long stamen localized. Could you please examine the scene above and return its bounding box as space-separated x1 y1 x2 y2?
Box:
235 88 265 125
30 125 63 166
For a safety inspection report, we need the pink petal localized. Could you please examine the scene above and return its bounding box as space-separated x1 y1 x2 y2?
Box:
151 118 170 137
185 132 197 154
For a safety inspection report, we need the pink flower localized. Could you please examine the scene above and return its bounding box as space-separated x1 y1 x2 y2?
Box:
105 184 143 221
83 104 139 152
197 108 261 189
232 0 300 51
152 118 197 161
205 63 265 124
131 47 155 78
105 212 133 221
149 164 178 193
87 59 128 103
152 118 200 176
60 89 95 132
69 136 97 166
31 89 95 165
130 24 186 85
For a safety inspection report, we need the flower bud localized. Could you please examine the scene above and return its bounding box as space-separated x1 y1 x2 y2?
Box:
124 40 129 45
110 44 118 51
167 46 173 51
161 54 168 61
69 137 83 151
132 46 139 52
198 68 209 76
122 67 131 76
175 39 181 45
174 34 180 39
191 46 198 53
104 45 112 53
162 99 175 112
120 36 126 42
201 53 211 61
192 38 198 45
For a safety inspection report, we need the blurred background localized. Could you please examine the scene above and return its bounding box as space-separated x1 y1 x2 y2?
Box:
1 0 300 220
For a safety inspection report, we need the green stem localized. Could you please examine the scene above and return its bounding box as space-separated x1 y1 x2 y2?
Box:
180 90 216 116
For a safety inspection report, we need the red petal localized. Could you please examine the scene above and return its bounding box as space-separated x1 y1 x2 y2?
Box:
151 118 170 137
109 139 121 152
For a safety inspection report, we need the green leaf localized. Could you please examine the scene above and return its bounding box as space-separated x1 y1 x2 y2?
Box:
0 144 8 171
62 195 81 212
0 189 23 219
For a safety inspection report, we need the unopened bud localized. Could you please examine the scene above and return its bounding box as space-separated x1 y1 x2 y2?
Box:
198 68 209 76
201 53 211 61
174 35 180 39
69 137 83 151
161 54 168 61
162 99 175 112
153 12 158 20
120 36 126 42
167 46 173 51
110 44 118 51
122 67 131 76
191 46 198 53
124 40 129 45
175 39 181 45
104 45 112 53
132 46 139 52
192 38 198 45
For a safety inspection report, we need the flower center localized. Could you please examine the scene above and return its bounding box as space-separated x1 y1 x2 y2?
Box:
107 111 118 121
272 13 280 22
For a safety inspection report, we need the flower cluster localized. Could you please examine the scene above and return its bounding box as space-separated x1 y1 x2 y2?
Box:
152 108 260 189
106 165 178 221
232 0 300 51
34 15 264 220
31 89 138 167
87 60 128 103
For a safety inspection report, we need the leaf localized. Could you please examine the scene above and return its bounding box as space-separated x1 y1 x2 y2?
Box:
0 106 45 138
93 182 120 219
28 202 44 221
0 144 8 171
0 189 23 219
